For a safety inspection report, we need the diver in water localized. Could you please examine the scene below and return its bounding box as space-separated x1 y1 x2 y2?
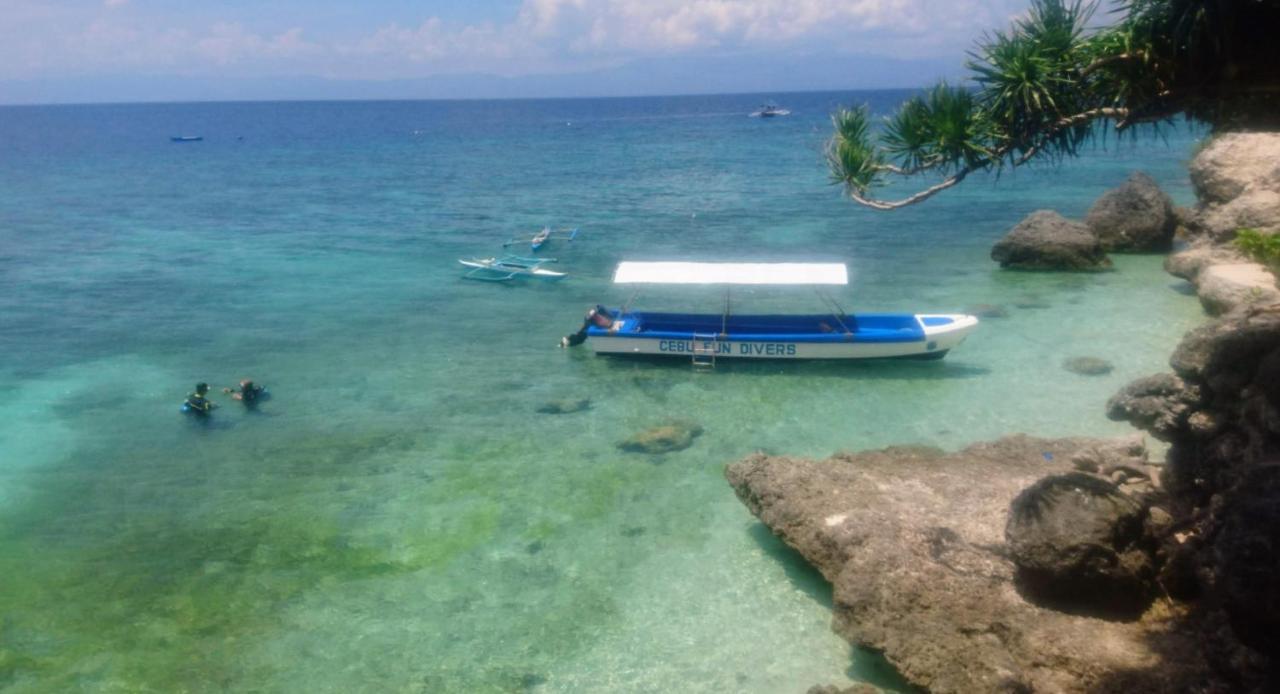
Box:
184 382 216 415
223 379 265 404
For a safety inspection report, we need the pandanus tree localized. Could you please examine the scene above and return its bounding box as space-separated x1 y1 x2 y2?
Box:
829 0 1280 210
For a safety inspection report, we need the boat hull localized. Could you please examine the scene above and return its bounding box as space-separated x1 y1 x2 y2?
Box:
586 313 977 361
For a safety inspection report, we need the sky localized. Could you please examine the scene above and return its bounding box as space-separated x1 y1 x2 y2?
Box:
0 0 1034 103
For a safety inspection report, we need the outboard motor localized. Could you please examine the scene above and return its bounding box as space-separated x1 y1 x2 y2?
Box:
561 305 611 348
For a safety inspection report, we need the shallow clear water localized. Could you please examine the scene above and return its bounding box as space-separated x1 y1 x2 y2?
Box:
0 93 1204 692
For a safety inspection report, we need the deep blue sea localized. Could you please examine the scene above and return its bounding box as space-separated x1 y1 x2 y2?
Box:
0 91 1204 692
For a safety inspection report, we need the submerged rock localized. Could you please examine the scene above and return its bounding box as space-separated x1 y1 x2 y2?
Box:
726 435 1211 693
1086 171 1177 251
1005 472 1156 617
991 210 1112 271
1064 356 1114 376
536 398 592 415
617 421 703 454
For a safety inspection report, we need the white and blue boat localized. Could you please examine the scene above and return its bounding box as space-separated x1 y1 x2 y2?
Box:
571 262 977 362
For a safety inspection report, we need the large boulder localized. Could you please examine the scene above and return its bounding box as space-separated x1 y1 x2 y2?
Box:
1195 263 1280 316
725 436 1212 693
1005 472 1156 617
991 210 1112 271
1085 172 1177 251
1163 242 1246 282
1186 133 1280 239
1188 133 1280 206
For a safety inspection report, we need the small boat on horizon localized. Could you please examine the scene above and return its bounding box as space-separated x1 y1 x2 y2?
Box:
750 102 791 118
170 136 204 142
563 262 977 364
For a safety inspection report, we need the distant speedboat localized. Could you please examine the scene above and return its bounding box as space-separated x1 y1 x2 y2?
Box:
170 136 204 142
750 102 791 118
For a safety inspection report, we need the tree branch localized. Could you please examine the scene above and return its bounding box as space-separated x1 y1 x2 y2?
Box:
849 105 1131 210
847 169 971 210
1015 107 1131 164
1080 53 1136 78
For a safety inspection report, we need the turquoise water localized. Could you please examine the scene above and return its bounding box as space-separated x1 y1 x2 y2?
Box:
0 93 1204 692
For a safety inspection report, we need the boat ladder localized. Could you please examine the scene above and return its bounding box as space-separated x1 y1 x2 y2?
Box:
691 332 719 370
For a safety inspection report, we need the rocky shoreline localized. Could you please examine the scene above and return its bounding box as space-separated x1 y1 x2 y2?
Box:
728 134 1280 692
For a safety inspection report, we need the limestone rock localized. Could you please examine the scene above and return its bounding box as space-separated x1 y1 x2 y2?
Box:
1005 472 1156 617
1164 243 1245 282
1106 373 1199 442
1214 464 1280 657
725 436 1211 693
617 420 703 454
991 210 1112 271
1188 133 1280 206
1195 263 1280 316
1110 305 1280 680
1085 171 1177 251
1187 133 1280 239
1063 356 1114 376
1197 189 1280 240
1068 434 1148 474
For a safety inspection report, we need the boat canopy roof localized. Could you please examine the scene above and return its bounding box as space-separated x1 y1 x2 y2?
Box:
613 261 847 285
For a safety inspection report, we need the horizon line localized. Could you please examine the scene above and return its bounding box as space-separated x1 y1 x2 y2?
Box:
0 84 937 109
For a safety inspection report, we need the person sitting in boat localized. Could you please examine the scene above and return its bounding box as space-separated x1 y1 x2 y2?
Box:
184 382 216 415
223 379 264 404
589 304 614 329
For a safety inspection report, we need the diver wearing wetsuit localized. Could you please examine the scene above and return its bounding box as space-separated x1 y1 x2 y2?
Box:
184 382 216 415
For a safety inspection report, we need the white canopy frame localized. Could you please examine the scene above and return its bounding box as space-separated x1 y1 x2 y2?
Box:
609 262 856 338
612 262 847 286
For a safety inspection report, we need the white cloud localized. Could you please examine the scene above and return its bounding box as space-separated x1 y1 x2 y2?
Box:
0 0 1031 80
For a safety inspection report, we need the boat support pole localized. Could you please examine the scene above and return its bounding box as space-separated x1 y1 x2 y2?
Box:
720 288 731 340
815 289 855 336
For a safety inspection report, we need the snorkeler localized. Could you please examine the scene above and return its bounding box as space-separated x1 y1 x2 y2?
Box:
183 382 216 415
223 379 265 403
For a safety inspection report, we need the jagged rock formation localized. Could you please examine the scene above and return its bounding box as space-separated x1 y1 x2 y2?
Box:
1086 171 1178 251
1108 304 1280 673
725 437 1211 693
991 210 1112 271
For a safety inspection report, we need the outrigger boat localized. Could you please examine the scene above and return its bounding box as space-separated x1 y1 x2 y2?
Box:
505 226 579 253
562 262 977 363
459 255 567 282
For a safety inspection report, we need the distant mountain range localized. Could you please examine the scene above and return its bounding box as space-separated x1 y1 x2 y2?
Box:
0 51 964 105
